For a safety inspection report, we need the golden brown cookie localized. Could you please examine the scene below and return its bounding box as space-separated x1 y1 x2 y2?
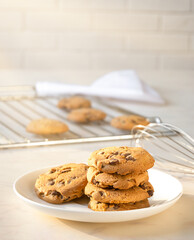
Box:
67 108 106 123
26 118 69 135
58 96 91 110
87 166 149 189
35 163 88 204
88 147 155 175
88 199 150 211
85 182 154 204
111 115 149 130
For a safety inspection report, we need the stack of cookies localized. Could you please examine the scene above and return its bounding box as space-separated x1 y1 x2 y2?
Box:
85 146 155 211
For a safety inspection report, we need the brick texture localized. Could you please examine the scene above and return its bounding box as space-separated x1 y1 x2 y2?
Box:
0 12 22 30
162 15 194 32
0 0 193 70
127 0 190 12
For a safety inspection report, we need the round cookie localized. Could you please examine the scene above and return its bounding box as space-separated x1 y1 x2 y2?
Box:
67 108 106 123
87 166 149 189
26 118 69 135
85 182 154 204
88 147 155 175
58 96 91 110
35 163 88 204
111 115 149 130
88 199 150 211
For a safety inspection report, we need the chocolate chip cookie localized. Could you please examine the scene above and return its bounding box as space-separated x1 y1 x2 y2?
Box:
85 182 154 204
88 199 150 211
87 166 149 189
26 118 69 135
35 163 88 204
111 115 149 130
88 147 155 175
67 108 106 123
58 96 91 110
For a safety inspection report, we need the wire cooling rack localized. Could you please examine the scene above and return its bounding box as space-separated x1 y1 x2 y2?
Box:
0 85 162 149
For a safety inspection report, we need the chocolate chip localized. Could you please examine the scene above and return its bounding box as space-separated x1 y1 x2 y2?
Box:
109 159 119 165
148 190 153 197
61 168 71 173
99 151 105 155
123 153 131 157
58 180 65 186
67 179 72 184
99 191 104 196
126 156 136 161
92 179 97 184
64 196 70 201
49 168 56 174
109 151 119 158
131 120 137 124
39 192 44 197
140 183 146 190
51 190 62 198
101 164 105 168
47 179 55 186
113 205 119 210
124 153 136 161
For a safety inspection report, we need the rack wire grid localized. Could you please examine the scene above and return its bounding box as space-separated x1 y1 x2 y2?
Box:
0 85 162 149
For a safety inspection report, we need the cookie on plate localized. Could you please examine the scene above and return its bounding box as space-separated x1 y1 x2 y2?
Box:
88 199 150 211
111 115 149 130
85 182 154 204
87 166 149 189
35 163 88 204
26 118 69 135
67 108 106 123
88 147 155 175
58 96 91 110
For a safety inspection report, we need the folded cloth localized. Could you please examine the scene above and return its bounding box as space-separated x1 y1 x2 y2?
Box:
35 70 164 104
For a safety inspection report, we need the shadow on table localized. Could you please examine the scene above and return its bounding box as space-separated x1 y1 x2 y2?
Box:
58 194 194 239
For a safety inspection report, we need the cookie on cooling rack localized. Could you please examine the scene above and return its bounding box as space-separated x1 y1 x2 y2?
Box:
111 115 149 130
87 166 149 189
58 96 91 110
88 146 155 175
35 163 88 204
67 108 106 123
85 182 154 204
26 118 69 135
88 199 150 211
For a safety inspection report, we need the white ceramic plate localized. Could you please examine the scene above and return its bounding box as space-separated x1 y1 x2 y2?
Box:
13 168 182 223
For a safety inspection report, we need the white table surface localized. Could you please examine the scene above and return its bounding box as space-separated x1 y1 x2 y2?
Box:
0 70 194 240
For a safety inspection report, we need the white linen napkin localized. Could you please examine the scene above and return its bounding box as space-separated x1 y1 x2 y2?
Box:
35 70 164 104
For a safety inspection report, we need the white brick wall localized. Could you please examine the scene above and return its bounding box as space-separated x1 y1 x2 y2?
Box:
0 33 56 49
59 0 126 10
127 34 188 51
0 12 22 30
0 0 56 9
58 32 124 50
24 52 91 69
162 15 194 32
127 0 190 12
162 55 194 69
0 0 193 70
0 52 22 68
